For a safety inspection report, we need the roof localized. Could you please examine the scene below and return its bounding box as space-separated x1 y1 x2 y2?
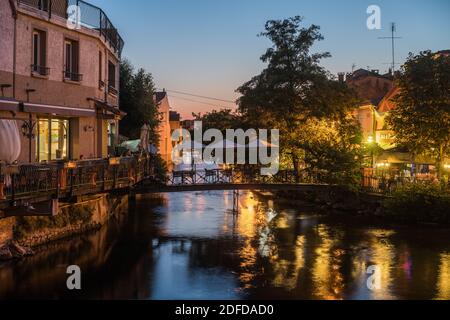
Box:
154 91 167 104
169 111 180 122
347 69 393 81
378 87 400 113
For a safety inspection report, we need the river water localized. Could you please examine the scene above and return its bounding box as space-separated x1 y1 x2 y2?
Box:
0 190 449 300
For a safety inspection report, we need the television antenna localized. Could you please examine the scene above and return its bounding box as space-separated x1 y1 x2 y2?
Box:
378 23 402 73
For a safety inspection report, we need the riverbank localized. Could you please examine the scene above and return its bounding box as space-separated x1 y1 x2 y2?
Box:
0 193 128 261
263 186 450 226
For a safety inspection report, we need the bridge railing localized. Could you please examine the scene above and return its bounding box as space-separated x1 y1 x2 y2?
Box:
167 168 322 186
0 155 153 204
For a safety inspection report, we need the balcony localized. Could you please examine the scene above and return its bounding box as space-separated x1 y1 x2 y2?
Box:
63 71 83 82
17 0 124 57
31 64 50 76
108 85 118 96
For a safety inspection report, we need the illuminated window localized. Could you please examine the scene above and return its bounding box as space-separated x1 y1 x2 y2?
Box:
37 119 69 162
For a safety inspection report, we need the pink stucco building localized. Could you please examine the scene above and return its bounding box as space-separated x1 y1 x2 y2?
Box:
0 0 124 163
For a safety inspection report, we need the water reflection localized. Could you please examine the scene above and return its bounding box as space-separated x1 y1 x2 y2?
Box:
1 191 450 300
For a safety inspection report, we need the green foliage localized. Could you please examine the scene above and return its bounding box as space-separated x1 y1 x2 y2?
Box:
298 118 363 188
152 154 168 183
387 51 450 177
14 204 94 240
119 59 161 142
384 183 450 223
236 16 362 187
192 109 242 133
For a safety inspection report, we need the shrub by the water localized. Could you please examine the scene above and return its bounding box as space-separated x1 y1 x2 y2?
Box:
383 183 450 224
14 204 94 240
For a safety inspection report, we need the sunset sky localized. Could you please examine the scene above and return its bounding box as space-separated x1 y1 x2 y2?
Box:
88 0 449 119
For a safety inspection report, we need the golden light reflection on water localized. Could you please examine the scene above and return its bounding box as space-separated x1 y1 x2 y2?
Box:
271 235 306 290
435 253 450 300
366 229 396 300
312 225 345 300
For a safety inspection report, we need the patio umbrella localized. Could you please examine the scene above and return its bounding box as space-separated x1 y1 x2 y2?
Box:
139 124 150 152
206 139 245 149
120 139 141 152
247 138 278 149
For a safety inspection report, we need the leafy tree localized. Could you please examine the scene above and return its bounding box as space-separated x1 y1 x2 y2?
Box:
297 117 362 187
192 108 242 133
119 59 160 143
237 16 361 183
387 51 450 178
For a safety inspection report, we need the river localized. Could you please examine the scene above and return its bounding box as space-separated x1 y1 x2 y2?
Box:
0 190 449 300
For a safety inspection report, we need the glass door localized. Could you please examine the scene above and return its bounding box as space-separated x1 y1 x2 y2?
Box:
37 118 69 162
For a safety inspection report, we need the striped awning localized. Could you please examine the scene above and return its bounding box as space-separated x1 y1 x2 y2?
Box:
22 102 96 117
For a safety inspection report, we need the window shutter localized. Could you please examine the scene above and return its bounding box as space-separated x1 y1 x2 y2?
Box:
40 31 46 67
72 41 79 74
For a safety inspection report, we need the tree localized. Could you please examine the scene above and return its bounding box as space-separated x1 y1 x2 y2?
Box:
192 108 242 133
119 59 160 143
387 51 450 178
236 16 361 183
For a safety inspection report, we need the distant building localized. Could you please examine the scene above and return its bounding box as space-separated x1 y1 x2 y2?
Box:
346 69 394 106
181 119 195 132
154 91 172 163
169 111 182 148
347 63 446 175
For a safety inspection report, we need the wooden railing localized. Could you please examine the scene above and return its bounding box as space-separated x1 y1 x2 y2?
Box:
0 155 154 206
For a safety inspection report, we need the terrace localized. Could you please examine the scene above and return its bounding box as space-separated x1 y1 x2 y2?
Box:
16 0 124 57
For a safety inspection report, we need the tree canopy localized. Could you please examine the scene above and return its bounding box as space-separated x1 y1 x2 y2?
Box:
192 109 242 133
387 51 450 177
119 59 161 143
236 16 361 185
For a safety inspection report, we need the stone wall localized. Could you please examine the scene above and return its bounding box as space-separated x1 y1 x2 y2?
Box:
0 193 128 252
0 217 15 246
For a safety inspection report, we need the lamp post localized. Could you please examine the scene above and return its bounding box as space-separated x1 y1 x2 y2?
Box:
367 135 375 169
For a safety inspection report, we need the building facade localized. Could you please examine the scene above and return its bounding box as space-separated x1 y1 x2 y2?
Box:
0 0 124 164
154 91 172 164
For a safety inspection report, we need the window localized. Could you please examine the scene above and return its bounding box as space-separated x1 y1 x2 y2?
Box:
32 30 48 75
108 60 117 94
64 39 81 81
37 119 69 162
38 0 49 12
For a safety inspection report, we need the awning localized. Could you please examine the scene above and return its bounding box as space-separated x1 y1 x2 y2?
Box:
88 98 126 119
0 98 21 112
22 102 95 117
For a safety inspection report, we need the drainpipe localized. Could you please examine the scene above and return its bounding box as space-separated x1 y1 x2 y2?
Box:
12 5 17 99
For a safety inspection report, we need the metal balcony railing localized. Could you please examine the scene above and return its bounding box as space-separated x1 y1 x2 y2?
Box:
108 85 118 96
17 0 124 57
64 71 83 82
31 64 50 76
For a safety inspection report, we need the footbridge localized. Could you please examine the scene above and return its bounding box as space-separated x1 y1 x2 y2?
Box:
0 156 384 217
